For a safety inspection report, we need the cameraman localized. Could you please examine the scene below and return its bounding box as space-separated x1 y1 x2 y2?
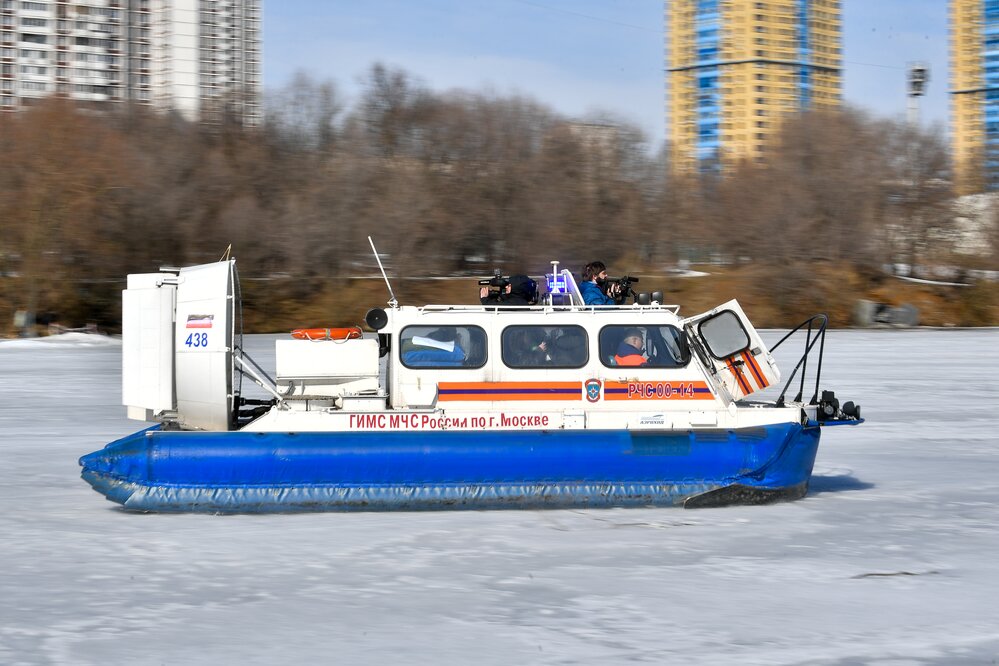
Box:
580 261 620 305
480 274 537 306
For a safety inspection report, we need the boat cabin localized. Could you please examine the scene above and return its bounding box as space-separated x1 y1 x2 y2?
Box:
121 261 783 433
264 267 781 434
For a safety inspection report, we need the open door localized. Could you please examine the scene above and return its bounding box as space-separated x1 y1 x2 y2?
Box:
122 272 177 422
682 299 780 401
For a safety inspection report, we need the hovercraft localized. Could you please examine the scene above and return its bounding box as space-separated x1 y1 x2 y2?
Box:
80 257 862 512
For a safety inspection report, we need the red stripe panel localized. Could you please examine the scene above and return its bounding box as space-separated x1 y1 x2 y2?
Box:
725 357 752 395
740 351 769 389
603 380 713 401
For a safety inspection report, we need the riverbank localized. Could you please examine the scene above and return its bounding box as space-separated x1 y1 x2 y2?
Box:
238 262 999 332
3 261 996 337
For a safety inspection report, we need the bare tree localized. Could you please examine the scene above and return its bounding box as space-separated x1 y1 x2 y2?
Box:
264 71 343 152
877 119 952 272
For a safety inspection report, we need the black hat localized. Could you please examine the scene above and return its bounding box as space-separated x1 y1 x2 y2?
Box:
508 275 538 304
427 328 456 342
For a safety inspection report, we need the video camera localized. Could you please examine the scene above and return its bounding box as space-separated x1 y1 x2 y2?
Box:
604 275 640 304
478 269 510 293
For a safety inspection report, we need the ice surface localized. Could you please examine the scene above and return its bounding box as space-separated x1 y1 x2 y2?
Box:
0 333 120 349
1 329 998 665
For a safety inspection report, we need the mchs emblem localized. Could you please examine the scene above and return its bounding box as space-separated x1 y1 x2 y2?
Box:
585 379 602 403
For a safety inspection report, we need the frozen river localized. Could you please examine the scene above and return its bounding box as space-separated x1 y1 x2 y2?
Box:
1 329 998 665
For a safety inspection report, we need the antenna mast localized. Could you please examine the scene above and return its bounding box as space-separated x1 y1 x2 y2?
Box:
368 236 398 308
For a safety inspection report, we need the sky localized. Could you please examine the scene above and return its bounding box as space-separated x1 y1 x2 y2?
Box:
262 1 949 148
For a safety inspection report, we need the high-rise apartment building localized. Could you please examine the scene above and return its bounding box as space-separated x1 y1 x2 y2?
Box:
666 0 842 172
0 0 260 125
951 0 999 194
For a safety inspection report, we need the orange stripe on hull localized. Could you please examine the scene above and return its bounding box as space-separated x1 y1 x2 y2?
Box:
437 382 582 402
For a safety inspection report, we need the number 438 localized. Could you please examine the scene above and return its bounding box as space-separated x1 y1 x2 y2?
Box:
185 332 209 348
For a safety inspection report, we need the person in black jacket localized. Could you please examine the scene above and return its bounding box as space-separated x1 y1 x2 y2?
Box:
480 274 538 306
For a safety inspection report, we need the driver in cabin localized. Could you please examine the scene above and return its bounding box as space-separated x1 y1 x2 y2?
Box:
480 274 538 306
614 328 647 366
580 261 620 305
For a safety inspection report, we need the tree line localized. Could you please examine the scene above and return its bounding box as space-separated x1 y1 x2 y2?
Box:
0 64 992 332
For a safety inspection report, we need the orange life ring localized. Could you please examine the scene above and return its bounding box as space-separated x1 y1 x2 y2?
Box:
290 326 363 341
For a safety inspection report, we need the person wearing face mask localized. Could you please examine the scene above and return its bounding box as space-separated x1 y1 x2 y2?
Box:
579 261 620 305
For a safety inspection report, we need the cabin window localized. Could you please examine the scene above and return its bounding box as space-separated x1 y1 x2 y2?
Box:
697 310 750 359
501 325 588 368
599 325 690 368
399 325 487 369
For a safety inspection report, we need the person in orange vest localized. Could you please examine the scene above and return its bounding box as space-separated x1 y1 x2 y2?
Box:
614 328 647 366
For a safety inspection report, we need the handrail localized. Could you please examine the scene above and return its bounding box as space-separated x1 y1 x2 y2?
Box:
416 304 682 313
771 314 828 407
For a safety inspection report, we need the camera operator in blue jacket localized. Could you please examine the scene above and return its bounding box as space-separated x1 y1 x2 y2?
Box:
580 261 620 305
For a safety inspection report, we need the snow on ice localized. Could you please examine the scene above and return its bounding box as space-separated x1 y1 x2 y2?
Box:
1 329 998 664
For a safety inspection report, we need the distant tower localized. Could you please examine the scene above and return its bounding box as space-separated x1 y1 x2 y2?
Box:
665 0 842 173
950 0 999 193
907 62 929 126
